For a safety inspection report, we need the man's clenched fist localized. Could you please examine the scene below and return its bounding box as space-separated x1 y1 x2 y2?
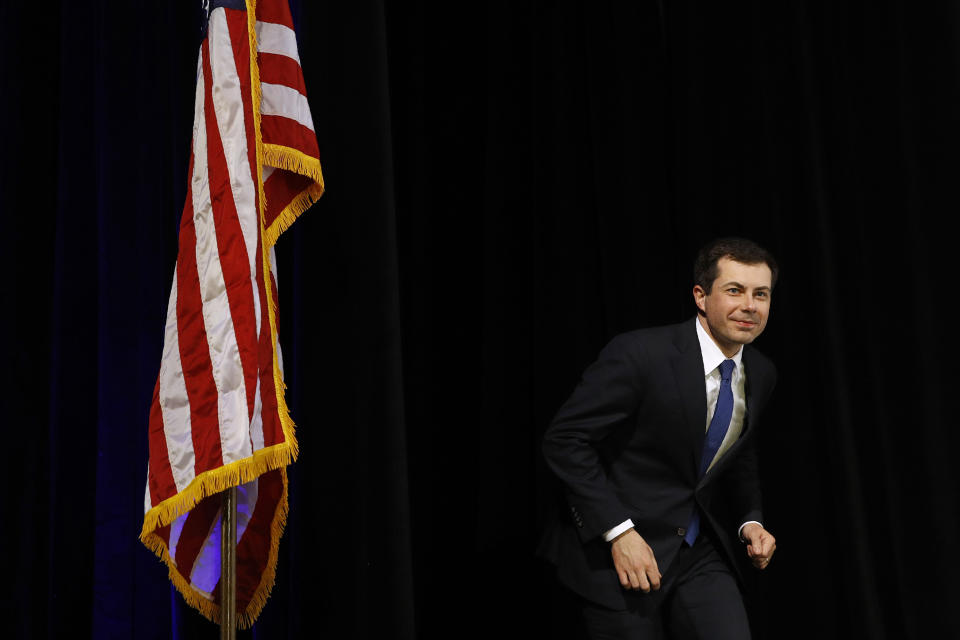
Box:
611 529 662 592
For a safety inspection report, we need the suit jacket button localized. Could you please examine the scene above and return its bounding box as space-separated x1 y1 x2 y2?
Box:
677 528 686 537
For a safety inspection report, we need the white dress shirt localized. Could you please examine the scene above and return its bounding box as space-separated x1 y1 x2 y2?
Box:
603 318 761 543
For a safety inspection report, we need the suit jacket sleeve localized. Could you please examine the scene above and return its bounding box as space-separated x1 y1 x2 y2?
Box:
542 333 645 543
723 437 763 528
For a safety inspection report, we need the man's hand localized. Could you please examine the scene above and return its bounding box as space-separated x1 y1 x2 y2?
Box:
610 529 661 592
741 523 776 569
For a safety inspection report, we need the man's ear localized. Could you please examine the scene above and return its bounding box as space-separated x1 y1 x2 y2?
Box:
692 284 707 315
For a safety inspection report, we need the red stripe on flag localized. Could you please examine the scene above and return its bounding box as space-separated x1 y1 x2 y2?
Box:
224 7 276 454
256 0 295 29
227 8 264 436
234 470 284 608
258 52 306 96
254 230 284 449
177 43 224 475
202 21 261 426
263 265 285 447
147 377 178 505
261 114 319 158
173 494 222 579
263 170 313 233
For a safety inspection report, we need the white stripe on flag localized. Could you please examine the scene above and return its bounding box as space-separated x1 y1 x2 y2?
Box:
250 379 265 451
143 466 152 514
255 21 301 64
158 266 197 492
191 40 252 467
188 479 260 593
269 245 278 286
188 512 223 595
236 479 259 543
209 10 260 278
168 511 189 562
261 82 315 132
209 10 264 343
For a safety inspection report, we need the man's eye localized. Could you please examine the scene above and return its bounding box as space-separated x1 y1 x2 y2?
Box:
726 288 741 294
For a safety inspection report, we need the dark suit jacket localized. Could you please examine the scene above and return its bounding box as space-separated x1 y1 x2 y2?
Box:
539 318 777 611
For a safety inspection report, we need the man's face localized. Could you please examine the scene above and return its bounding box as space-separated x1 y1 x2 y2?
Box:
692 257 772 357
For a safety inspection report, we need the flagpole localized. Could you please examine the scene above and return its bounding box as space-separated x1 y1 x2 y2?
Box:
221 487 237 640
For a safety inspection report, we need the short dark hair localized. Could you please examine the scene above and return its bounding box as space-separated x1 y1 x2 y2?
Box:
693 237 779 292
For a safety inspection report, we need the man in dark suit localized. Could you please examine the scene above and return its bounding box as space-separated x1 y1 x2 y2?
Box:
540 237 779 639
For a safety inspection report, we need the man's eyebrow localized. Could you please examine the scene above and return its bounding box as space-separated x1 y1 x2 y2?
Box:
719 281 771 291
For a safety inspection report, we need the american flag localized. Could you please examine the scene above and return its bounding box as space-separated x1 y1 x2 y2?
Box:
140 0 322 627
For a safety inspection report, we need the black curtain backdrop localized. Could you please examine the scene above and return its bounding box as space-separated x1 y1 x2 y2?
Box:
5 0 960 638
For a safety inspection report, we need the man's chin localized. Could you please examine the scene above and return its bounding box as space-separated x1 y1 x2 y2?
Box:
727 329 760 344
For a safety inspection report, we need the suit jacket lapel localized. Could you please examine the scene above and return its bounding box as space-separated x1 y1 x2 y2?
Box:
670 319 707 478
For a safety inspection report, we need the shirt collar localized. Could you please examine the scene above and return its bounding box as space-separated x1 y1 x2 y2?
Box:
695 316 743 376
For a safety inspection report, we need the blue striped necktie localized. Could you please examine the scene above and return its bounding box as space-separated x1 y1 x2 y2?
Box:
684 358 736 546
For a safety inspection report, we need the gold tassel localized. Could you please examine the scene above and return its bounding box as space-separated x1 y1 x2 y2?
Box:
141 469 290 629
143 534 224 623
140 442 295 539
264 181 325 249
237 469 290 627
263 144 325 186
